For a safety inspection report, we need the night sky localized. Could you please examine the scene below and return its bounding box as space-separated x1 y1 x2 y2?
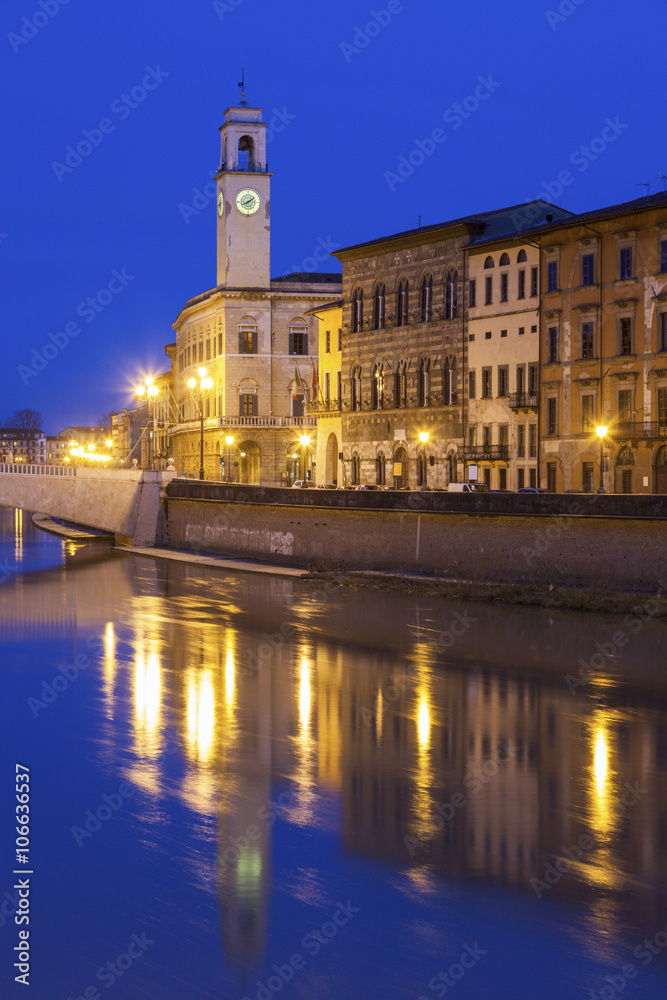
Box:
1 0 664 433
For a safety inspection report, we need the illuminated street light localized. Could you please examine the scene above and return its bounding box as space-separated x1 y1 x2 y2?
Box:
187 368 214 480
596 425 608 494
135 377 161 468
419 431 430 489
299 434 311 483
224 435 235 483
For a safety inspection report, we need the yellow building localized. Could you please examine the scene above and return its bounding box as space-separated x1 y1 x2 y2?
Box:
532 191 667 493
308 301 343 485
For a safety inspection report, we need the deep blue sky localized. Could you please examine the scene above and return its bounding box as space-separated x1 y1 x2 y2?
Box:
1 0 664 432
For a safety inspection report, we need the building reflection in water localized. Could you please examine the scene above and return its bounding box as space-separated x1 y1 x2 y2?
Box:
102 580 667 973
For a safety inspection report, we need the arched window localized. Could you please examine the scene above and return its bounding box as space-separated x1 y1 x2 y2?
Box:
420 274 433 322
417 452 426 487
443 361 452 405
371 363 384 409
238 135 255 170
394 362 407 408
396 279 409 327
352 288 364 333
418 359 430 407
484 256 495 269
350 366 362 411
376 451 386 486
517 249 527 263
499 252 510 266
351 452 360 486
445 269 458 320
373 284 386 329
289 319 308 356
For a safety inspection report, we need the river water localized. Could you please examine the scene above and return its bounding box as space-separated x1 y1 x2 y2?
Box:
2 506 667 999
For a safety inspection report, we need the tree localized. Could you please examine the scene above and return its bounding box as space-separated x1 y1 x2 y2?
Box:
5 408 43 430
97 411 114 430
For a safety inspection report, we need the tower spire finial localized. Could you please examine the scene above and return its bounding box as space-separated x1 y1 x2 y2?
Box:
238 68 247 106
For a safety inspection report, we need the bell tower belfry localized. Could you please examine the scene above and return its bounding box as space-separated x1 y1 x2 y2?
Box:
214 79 272 289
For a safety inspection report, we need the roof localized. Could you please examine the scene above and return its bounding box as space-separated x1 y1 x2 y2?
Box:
334 200 574 258
304 299 344 316
509 190 667 241
271 272 342 284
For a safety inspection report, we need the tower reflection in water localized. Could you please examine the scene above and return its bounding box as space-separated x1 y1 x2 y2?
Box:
112 587 667 971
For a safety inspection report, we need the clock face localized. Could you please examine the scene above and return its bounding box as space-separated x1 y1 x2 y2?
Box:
235 188 261 216
217 192 224 218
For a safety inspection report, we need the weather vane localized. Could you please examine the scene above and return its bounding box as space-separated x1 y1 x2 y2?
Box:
238 68 246 105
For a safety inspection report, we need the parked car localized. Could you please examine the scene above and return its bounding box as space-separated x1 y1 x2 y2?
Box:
447 482 489 493
315 483 337 489
517 487 539 494
354 484 381 490
290 480 311 488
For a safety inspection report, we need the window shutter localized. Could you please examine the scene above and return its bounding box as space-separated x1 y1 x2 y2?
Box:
239 330 245 354
302 333 308 355
288 332 294 355
239 394 244 417
252 330 258 354
253 394 258 416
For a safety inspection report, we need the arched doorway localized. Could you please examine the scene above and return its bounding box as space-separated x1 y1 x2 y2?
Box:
237 441 260 484
393 446 408 489
286 440 313 485
615 445 635 494
326 433 338 485
655 445 667 494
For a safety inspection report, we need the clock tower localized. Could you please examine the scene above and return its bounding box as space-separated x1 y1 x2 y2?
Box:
215 87 272 289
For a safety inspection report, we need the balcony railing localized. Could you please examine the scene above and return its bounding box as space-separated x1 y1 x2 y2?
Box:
461 445 510 461
615 421 667 439
307 399 342 415
509 392 539 410
170 415 317 434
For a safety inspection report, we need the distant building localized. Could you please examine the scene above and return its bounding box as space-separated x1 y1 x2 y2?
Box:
0 428 46 464
307 301 343 485
111 408 147 466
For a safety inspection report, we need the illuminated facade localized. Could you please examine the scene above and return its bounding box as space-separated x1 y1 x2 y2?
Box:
307 301 344 485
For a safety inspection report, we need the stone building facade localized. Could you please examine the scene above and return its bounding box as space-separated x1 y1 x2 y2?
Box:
531 191 667 493
168 93 341 485
333 202 567 489
308 301 344 485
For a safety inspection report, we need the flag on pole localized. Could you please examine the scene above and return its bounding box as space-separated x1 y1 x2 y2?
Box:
293 364 303 400
311 360 319 402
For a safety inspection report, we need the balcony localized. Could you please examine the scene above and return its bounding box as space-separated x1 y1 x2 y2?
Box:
614 421 667 439
307 399 342 415
170 415 317 435
461 445 510 461
509 392 539 410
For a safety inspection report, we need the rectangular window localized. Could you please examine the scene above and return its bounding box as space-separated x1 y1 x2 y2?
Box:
499 425 508 447
661 240 667 274
518 269 525 299
482 368 492 398
240 326 258 354
619 317 632 355
501 329 507 338
581 393 595 433
518 326 525 336
240 392 258 417
336 371 342 407
618 388 632 424
581 322 594 359
548 327 559 363
547 397 557 436
530 267 538 297
529 467 537 488
468 371 476 400
337 328 342 351
498 366 509 396
324 372 331 406
485 331 492 340
528 365 538 395
483 425 492 447
660 313 667 352
619 246 633 280
499 467 507 490
658 387 667 428
516 365 525 394
291 330 307 355
621 469 632 494
547 462 557 493
485 276 493 305
582 462 594 493
218 333 223 355
518 468 525 489
517 425 526 458
500 273 508 302
206 339 211 361
582 254 595 286
325 330 331 354
547 260 558 292
469 279 476 307
483 467 491 487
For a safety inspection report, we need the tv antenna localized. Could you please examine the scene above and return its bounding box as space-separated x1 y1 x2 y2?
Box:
636 181 650 197
657 173 667 192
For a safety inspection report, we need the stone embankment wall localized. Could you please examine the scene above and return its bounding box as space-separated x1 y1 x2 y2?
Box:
165 482 667 592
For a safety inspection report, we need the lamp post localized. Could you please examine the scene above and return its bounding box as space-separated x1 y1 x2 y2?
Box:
596 425 608 494
299 434 311 482
135 378 160 468
419 431 430 489
188 368 214 480
225 435 235 483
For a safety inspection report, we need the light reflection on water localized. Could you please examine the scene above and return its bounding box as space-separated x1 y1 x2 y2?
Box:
3 508 667 999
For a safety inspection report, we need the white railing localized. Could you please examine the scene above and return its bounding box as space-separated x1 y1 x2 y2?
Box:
170 415 318 433
0 463 77 477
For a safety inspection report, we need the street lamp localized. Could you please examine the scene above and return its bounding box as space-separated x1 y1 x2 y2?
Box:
135 378 160 467
188 367 214 480
225 435 235 483
596 425 608 494
419 431 430 489
299 434 311 482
